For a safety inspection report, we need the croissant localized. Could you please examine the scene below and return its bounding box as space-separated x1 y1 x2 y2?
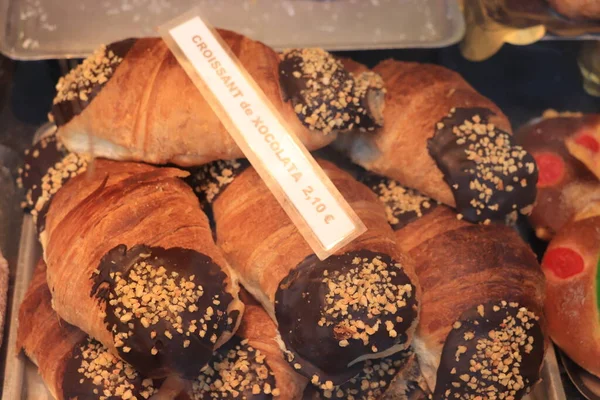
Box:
516 112 600 240
34 154 244 380
185 291 307 399
187 159 420 388
362 172 548 399
541 210 600 377
335 60 538 224
17 259 161 400
50 31 383 167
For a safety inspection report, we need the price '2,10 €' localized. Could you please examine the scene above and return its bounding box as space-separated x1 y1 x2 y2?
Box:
302 185 335 224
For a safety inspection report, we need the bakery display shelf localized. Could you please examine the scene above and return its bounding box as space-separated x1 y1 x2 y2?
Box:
0 122 567 400
0 0 465 61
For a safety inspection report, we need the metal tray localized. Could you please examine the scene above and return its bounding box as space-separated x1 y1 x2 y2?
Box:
1 214 46 399
0 123 567 399
0 0 465 60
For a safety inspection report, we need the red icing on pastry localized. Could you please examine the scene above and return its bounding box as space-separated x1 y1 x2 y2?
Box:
543 247 584 279
575 132 599 153
534 152 565 187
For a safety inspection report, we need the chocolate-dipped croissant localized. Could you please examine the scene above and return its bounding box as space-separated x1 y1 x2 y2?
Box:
50 32 383 167
17 259 161 400
362 172 548 400
336 60 538 224
27 149 244 380
187 159 420 388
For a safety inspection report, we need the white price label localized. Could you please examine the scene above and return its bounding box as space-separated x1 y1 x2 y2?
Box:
159 10 365 259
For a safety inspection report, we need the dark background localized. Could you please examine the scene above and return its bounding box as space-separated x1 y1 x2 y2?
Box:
0 40 597 399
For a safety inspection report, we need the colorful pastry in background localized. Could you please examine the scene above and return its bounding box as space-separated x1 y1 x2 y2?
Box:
516 111 600 240
49 32 383 167
17 259 161 400
186 291 307 400
19 138 245 382
189 159 420 388
336 60 538 225
565 115 600 179
547 0 600 19
362 172 548 400
541 210 600 378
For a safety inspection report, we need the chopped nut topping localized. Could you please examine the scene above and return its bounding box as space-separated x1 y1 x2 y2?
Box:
318 255 413 346
280 48 383 134
430 108 537 223
366 174 438 228
311 351 413 399
103 259 216 356
75 338 156 400
18 135 89 225
192 338 278 399
54 45 123 105
440 302 541 399
188 159 249 206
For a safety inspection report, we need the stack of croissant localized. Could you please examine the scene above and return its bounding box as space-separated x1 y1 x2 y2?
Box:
16 28 554 400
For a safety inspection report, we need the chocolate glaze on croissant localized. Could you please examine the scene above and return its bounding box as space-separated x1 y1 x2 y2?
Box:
91 244 239 379
428 108 537 223
279 48 384 134
18 134 89 234
275 250 418 384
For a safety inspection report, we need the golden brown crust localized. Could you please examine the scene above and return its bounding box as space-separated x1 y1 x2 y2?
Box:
58 31 334 166
548 0 600 19
43 159 243 378
336 60 511 208
17 260 81 400
542 215 600 377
